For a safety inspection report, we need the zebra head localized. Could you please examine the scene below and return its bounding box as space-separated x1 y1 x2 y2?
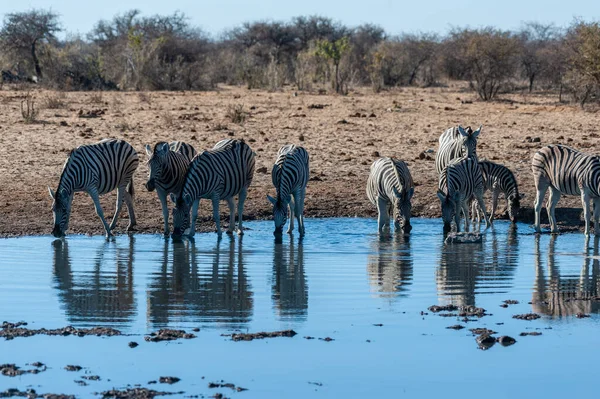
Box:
48 187 73 238
507 193 524 223
392 186 414 233
145 142 170 191
172 193 192 240
457 125 482 159
267 195 287 235
437 189 457 233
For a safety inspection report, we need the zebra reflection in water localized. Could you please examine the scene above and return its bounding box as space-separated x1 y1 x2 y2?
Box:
147 237 252 327
52 237 136 325
436 226 519 307
272 238 308 320
532 235 600 317
367 235 413 299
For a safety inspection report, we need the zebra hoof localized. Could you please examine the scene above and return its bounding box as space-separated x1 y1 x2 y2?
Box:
236 229 244 236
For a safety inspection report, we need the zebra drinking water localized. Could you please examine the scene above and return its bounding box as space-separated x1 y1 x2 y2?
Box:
145 141 197 236
471 160 523 224
48 139 139 238
435 125 482 175
172 139 255 239
267 144 310 236
437 157 489 233
532 144 600 235
366 157 414 234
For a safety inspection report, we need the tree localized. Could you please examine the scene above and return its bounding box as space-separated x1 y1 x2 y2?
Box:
564 21 600 107
0 9 62 79
315 36 351 94
518 22 558 92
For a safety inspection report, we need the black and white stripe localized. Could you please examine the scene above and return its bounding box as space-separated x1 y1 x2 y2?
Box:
366 157 414 233
437 157 488 233
48 138 139 237
532 145 600 235
172 139 255 239
435 125 482 175
267 144 310 236
145 141 197 236
471 161 522 224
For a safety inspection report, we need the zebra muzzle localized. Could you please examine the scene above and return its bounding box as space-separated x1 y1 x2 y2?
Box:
145 179 156 191
52 224 64 238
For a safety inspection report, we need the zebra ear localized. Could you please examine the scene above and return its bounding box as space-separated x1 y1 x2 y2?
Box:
472 125 483 138
170 193 177 203
145 144 152 157
457 125 468 137
392 186 402 199
48 187 56 200
159 142 170 153
267 195 277 205
407 187 415 199
436 190 446 203
183 193 192 207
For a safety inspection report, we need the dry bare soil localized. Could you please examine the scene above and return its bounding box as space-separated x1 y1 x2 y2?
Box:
0 83 597 237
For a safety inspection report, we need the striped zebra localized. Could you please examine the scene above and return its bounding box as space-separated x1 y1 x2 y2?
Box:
48 139 139 238
267 144 310 236
437 157 489 233
172 139 255 239
366 157 414 234
470 161 523 224
435 125 482 175
144 141 197 236
532 145 600 235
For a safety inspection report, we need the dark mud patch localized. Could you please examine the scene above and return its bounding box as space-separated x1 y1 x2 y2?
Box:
208 381 248 392
144 329 196 342
99 388 180 398
1 363 46 377
1 322 121 340
520 332 543 336
159 377 180 384
228 329 297 341
0 389 74 398
513 313 541 320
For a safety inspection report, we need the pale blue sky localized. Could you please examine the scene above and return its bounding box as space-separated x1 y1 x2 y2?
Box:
3 0 598 37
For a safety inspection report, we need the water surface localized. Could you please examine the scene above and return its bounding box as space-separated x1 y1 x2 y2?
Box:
1 218 599 397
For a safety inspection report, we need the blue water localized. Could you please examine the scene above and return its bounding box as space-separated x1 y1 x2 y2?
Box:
1 218 599 398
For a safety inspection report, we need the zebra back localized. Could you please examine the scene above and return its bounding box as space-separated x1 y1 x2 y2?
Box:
147 141 197 195
271 144 310 201
367 157 414 205
479 160 519 198
170 141 197 162
439 157 483 201
435 125 481 175
532 145 600 197
181 139 255 201
57 139 138 196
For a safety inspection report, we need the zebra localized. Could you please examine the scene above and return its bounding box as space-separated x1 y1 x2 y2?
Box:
470 161 523 224
437 157 489 233
532 145 600 235
172 139 255 239
48 139 139 238
267 144 310 236
144 141 197 236
435 125 482 175
366 157 414 234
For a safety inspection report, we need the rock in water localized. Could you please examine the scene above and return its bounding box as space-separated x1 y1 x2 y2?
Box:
444 232 482 244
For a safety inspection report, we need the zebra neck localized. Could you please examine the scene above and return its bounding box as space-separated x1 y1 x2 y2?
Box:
503 182 518 197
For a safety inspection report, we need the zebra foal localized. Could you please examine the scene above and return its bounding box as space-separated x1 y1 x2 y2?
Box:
145 141 197 236
437 157 489 233
48 139 139 238
366 157 414 234
532 145 600 235
471 161 523 224
435 125 482 175
172 139 255 240
267 144 310 236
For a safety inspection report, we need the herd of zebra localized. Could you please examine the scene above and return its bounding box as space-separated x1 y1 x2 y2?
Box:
48 126 600 239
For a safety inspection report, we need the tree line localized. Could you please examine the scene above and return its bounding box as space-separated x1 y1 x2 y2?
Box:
1 9 600 106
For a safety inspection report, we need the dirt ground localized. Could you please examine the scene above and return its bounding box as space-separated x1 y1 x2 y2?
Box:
0 83 597 237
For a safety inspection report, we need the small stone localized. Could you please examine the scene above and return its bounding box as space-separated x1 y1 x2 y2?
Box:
65 365 82 372
446 325 465 330
476 334 496 350
496 336 517 346
128 341 138 348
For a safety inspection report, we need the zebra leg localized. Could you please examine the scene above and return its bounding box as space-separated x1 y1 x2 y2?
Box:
124 184 137 232
211 196 222 239
377 197 389 234
489 188 499 225
89 189 112 237
157 189 170 236
593 198 600 235
581 190 592 236
462 201 470 232
288 197 295 234
534 179 549 233
470 198 478 224
296 191 306 236
547 187 562 234
226 197 236 235
188 199 200 238
108 186 125 231
476 194 490 230
453 201 461 233
237 188 248 235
